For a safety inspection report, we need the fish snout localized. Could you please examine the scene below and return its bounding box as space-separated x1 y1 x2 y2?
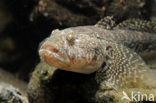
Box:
39 41 70 67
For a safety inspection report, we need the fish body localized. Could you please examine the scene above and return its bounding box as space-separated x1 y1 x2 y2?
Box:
39 25 156 89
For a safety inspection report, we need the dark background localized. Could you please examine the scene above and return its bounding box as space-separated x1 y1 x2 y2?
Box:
0 0 155 81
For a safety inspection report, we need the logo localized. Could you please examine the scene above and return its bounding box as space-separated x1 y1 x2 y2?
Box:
122 91 155 102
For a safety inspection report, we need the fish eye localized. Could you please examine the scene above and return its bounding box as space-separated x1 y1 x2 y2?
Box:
66 33 75 46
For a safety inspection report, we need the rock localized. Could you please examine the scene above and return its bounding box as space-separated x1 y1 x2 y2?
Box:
0 68 28 103
31 0 151 27
0 83 28 103
27 61 98 103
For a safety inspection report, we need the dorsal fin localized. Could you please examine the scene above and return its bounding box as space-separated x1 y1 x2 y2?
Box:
95 16 117 30
115 19 156 33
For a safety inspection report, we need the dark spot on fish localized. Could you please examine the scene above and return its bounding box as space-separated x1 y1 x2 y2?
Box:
101 62 106 69
92 55 97 61
106 45 114 57
106 45 112 50
53 48 59 53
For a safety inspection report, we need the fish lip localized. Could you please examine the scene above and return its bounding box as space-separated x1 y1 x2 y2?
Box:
39 49 70 63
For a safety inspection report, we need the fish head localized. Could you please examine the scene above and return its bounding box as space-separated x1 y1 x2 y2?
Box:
39 28 105 74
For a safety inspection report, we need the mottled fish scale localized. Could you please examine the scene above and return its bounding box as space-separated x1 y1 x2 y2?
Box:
96 40 148 89
39 24 156 89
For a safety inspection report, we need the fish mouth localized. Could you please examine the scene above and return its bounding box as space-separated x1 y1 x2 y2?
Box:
39 40 70 68
39 49 70 63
